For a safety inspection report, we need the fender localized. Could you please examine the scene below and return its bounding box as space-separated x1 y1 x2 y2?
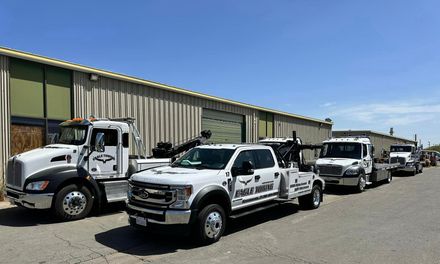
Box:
24 166 101 199
189 185 231 223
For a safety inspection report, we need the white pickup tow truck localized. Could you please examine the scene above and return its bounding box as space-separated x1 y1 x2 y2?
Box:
316 137 400 192
389 144 423 176
4 117 211 221
126 132 325 244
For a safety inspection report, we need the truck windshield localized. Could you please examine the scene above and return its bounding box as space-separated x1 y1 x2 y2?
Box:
172 148 235 170
58 126 88 145
390 146 412 152
320 143 361 159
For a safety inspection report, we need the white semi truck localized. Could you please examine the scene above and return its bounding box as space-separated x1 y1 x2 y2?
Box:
126 132 325 244
4 117 211 221
316 136 400 192
389 144 423 176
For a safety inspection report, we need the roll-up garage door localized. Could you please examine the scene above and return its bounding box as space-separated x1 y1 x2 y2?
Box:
202 109 244 143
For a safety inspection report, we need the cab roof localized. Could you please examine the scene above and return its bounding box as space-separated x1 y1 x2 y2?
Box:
324 137 371 144
196 144 272 150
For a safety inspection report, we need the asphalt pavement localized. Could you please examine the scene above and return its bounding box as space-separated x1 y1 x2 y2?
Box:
0 167 439 264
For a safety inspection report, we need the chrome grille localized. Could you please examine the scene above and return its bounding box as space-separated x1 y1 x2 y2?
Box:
6 159 23 189
129 181 176 207
318 165 343 176
390 157 406 165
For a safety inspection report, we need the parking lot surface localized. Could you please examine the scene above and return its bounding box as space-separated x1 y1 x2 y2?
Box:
1 167 439 264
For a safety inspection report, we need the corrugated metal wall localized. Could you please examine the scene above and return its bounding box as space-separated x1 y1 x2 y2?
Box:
274 115 332 160
73 72 259 155
0 55 10 194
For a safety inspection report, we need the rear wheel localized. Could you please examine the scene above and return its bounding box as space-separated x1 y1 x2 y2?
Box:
53 184 94 221
195 204 226 245
298 184 322 210
385 171 392 184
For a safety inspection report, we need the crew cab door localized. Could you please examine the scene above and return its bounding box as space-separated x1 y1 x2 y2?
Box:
362 144 373 174
230 150 260 207
88 128 120 179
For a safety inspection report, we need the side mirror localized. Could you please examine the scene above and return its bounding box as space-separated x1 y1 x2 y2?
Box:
241 161 254 175
231 161 254 176
94 132 105 152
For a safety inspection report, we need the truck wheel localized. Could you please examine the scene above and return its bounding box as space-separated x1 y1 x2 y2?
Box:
355 174 366 193
299 184 322 210
195 204 226 245
385 171 392 184
410 169 416 176
53 184 94 221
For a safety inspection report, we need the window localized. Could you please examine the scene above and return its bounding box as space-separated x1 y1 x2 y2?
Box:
122 133 129 148
255 149 275 169
320 143 362 159
233 150 256 169
363 144 368 158
90 129 118 146
172 148 235 170
258 112 274 139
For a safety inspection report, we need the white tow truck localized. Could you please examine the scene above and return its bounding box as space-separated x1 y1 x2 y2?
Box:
316 136 400 192
126 132 325 244
4 117 211 221
389 144 423 176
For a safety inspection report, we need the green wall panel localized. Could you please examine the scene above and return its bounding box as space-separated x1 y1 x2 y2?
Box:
46 67 71 120
10 59 44 118
202 109 244 144
258 111 273 138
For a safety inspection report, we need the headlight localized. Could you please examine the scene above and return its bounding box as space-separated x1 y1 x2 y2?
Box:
406 161 414 166
127 183 133 199
170 185 192 209
26 181 49 191
345 166 360 176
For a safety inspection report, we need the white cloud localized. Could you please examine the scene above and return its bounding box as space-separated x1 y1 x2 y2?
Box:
320 102 336 107
329 99 440 126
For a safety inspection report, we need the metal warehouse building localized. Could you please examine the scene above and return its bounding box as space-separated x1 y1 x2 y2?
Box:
332 130 416 157
0 47 332 193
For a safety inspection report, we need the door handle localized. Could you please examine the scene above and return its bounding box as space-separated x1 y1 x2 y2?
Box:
274 172 280 178
255 175 261 181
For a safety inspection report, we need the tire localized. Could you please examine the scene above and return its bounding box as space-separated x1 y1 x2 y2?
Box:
385 171 392 184
299 184 322 210
410 168 416 176
355 173 366 193
53 184 94 221
195 204 226 245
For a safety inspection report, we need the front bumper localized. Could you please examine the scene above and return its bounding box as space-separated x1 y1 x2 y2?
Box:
320 175 359 186
5 187 53 209
126 203 192 225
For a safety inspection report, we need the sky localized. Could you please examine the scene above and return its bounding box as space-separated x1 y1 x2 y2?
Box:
1 0 439 146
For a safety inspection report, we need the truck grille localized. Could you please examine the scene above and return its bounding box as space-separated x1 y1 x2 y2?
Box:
129 181 176 207
390 157 406 165
318 165 343 176
6 159 23 189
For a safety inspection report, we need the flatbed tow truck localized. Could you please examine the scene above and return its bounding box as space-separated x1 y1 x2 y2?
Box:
316 136 400 192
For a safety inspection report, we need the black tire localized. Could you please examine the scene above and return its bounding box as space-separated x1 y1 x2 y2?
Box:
355 173 366 193
384 171 392 184
53 184 94 221
195 204 226 245
298 184 322 210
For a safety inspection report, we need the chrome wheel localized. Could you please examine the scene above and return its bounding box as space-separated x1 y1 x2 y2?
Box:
204 211 223 239
313 188 321 207
62 191 87 216
359 176 366 191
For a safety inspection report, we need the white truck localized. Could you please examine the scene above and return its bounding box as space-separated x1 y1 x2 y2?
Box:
316 137 399 192
4 117 211 221
390 144 423 176
126 133 325 244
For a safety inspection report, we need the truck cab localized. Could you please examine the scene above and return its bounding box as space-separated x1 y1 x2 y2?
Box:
316 137 374 192
127 143 324 244
390 144 423 175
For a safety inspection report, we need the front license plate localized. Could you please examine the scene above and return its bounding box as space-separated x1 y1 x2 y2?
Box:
135 216 147 226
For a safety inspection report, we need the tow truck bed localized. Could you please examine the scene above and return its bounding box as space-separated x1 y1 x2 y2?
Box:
370 162 401 182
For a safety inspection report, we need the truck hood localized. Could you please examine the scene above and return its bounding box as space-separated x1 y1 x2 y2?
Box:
316 158 360 167
8 144 80 189
130 166 222 186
